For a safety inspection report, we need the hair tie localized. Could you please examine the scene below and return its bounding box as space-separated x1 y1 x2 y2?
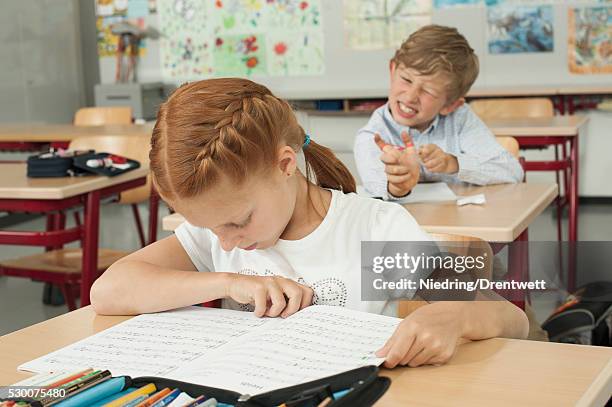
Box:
303 134 311 149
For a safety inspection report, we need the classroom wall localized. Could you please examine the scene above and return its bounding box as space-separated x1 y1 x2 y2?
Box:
97 1 612 98
0 0 86 123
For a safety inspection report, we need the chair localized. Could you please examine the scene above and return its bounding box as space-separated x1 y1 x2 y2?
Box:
69 135 156 248
470 98 568 242
495 136 520 159
0 135 156 310
470 98 554 119
398 233 494 318
74 107 133 126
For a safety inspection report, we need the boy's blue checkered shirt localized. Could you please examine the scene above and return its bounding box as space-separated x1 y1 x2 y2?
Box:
354 103 524 200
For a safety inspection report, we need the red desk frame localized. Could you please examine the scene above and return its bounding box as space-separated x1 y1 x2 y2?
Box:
0 176 147 307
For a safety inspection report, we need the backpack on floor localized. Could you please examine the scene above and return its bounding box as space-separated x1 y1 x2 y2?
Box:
542 281 612 346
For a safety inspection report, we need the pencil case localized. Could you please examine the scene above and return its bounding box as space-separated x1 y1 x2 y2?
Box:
1 366 389 407
27 150 139 178
128 365 389 407
26 150 94 178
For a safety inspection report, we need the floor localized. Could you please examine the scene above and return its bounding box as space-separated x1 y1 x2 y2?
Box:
1 199 611 336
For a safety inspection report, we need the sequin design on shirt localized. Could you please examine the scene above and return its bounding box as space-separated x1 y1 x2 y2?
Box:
311 277 348 307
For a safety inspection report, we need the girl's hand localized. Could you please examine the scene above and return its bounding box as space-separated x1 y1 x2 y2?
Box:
376 302 466 368
418 144 458 174
225 274 314 318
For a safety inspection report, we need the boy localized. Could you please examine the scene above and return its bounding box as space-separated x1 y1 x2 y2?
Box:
354 25 524 199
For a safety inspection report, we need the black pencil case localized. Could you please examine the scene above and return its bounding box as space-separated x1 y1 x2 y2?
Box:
27 150 139 178
26 150 94 178
130 365 390 407
72 152 140 177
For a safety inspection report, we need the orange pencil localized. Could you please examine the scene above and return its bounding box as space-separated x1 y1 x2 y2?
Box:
135 387 172 407
44 368 94 388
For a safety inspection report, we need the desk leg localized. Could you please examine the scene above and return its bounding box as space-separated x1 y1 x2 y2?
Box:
81 190 101 307
568 136 579 292
508 229 529 309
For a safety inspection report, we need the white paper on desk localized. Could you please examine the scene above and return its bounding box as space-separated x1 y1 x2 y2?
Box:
19 305 400 395
357 182 457 203
456 194 486 206
18 307 270 378
169 306 400 395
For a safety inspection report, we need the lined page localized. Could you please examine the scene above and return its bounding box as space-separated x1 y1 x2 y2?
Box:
170 305 401 395
19 307 270 377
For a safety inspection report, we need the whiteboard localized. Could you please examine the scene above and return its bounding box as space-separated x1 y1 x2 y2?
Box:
98 1 612 99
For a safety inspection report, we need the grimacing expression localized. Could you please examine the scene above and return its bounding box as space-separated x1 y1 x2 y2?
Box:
388 63 457 131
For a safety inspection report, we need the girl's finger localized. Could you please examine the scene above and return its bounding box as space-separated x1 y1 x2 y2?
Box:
399 335 426 366
407 346 436 367
300 286 314 310
252 285 268 318
265 280 287 317
279 280 302 318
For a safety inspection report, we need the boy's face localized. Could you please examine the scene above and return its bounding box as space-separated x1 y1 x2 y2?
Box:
388 62 462 131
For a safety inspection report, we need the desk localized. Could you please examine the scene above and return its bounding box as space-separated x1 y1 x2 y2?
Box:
162 183 557 305
162 183 558 243
486 116 588 290
1 307 611 406
0 163 149 306
0 123 153 151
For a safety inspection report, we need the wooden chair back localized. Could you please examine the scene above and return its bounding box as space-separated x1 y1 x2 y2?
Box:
469 98 554 119
74 107 133 126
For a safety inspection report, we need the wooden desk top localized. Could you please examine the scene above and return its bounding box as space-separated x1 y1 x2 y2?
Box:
1 307 610 406
468 84 612 97
556 85 612 95
0 123 153 142
405 183 558 242
468 85 559 97
162 183 558 243
0 163 149 200
485 115 589 137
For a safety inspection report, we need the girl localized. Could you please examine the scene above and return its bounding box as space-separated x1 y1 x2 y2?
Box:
91 78 528 368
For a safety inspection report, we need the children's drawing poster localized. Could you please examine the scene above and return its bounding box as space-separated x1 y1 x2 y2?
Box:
568 6 612 74
97 16 147 57
434 0 481 9
97 0 129 16
158 0 213 80
343 0 432 50
487 4 554 54
158 0 324 81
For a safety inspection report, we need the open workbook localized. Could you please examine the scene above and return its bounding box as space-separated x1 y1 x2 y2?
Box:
20 305 401 395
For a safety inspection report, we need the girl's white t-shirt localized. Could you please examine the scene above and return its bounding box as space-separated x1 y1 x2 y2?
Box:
175 189 432 317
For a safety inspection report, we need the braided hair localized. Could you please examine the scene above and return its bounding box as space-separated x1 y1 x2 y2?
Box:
150 78 355 203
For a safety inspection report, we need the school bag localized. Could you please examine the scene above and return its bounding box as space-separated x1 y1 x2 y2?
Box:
542 281 612 346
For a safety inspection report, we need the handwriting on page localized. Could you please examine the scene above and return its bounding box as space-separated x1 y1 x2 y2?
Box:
19 307 269 377
171 305 401 394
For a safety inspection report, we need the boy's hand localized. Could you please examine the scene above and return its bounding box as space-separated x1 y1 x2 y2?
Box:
375 302 466 368
418 144 459 174
374 131 420 197
226 274 313 318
